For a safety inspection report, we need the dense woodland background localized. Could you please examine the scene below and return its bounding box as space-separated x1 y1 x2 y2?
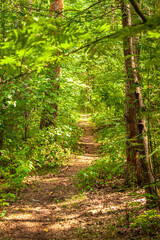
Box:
1 0 160 233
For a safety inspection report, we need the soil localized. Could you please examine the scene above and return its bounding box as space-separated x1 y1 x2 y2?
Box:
0 115 159 240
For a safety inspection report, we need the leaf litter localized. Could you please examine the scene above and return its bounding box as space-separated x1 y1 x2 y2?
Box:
0 116 159 240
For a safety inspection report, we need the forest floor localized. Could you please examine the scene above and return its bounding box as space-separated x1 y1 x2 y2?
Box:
0 115 159 240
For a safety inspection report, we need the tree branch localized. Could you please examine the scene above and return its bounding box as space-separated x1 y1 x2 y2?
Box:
129 0 147 23
1 63 52 84
65 32 116 56
37 0 44 11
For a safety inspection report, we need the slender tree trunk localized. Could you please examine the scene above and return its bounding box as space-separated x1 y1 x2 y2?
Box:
0 127 4 150
20 1 32 140
0 4 6 150
121 1 159 207
50 0 63 121
122 2 138 169
40 0 63 129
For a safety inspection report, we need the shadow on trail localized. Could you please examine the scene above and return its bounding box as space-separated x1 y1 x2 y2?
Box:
0 115 102 240
0 115 149 240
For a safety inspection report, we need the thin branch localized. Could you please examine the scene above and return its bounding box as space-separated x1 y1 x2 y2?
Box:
1 63 52 84
82 0 103 12
37 0 44 11
62 0 104 27
65 32 116 56
129 0 147 23
65 15 159 57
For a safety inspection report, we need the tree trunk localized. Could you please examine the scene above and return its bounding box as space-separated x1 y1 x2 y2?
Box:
0 3 7 150
40 0 63 129
122 2 138 169
121 1 159 207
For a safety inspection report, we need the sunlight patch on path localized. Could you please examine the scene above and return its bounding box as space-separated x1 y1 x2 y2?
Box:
0 115 104 240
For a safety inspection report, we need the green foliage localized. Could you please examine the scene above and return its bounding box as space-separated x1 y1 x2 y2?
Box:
76 89 126 191
92 111 126 155
0 210 7 218
30 122 81 169
131 210 160 234
76 157 125 190
0 120 81 209
1 0 160 217
0 0 85 213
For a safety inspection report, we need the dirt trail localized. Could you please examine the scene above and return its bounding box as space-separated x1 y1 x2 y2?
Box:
0 115 145 240
0 115 100 240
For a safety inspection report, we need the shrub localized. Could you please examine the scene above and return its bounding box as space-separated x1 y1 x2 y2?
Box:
131 210 160 234
76 157 125 190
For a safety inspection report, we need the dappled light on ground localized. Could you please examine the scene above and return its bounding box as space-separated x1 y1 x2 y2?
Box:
0 116 152 240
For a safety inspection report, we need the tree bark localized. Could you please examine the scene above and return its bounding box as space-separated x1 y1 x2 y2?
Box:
122 2 138 169
121 0 159 207
40 0 63 129
0 4 5 150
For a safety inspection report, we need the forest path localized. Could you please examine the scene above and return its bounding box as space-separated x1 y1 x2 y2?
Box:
0 115 140 240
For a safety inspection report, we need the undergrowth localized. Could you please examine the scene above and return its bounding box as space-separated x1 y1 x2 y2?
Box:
76 112 126 191
75 113 160 239
76 157 125 190
0 121 81 214
131 209 160 235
